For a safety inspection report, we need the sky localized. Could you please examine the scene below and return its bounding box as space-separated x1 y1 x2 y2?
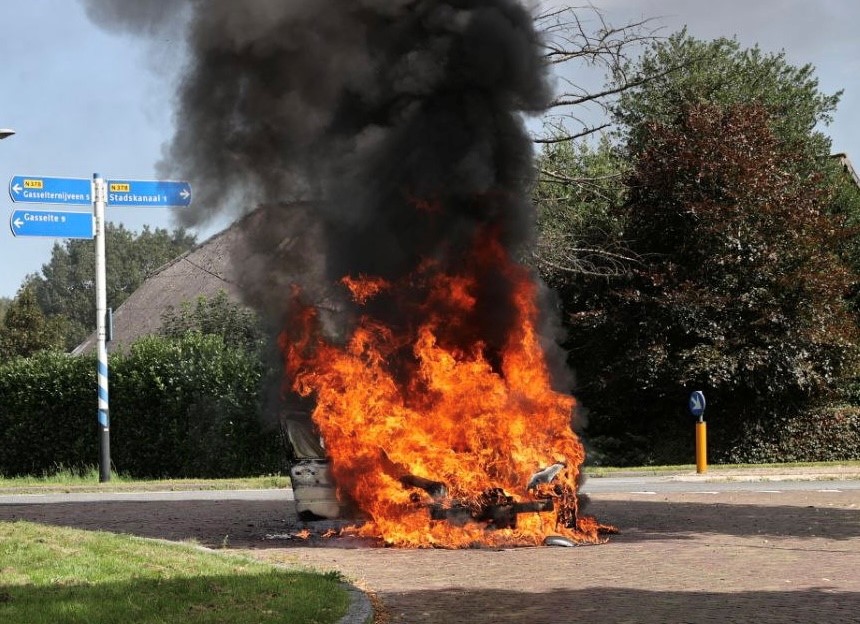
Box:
1 0 858 299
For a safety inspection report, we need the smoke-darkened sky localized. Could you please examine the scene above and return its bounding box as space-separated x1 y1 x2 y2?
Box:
76 0 560 363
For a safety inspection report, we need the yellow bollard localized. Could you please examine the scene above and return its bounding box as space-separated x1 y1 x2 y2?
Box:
695 420 707 474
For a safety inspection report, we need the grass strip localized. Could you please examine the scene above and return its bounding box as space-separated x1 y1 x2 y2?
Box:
0 521 349 624
0 466 289 494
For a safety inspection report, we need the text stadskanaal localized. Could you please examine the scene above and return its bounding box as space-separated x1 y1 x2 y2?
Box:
109 192 168 204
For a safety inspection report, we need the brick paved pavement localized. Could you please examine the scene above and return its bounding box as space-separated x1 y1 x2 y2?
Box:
254 490 860 623
2 486 858 623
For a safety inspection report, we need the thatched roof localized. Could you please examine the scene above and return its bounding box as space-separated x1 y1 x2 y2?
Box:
73 200 341 355
73 218 248 355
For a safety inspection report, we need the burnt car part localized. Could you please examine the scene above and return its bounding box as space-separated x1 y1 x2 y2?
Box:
399 474 448 500
401 476 557 530
527 462 566 490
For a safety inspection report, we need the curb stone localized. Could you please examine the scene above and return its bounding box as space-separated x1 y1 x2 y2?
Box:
671 472 860 482
338 582 374 624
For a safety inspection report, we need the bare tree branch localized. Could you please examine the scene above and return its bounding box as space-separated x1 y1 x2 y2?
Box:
538 166 625 202
533 4 661 144
533 241 642 277
529 4 657 277
533 123 611 144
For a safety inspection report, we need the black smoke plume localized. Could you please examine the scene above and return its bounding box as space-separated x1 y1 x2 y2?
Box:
83 0 564 384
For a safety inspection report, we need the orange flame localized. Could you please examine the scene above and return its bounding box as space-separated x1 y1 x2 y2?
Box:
280 227 610 547
341 274 391 304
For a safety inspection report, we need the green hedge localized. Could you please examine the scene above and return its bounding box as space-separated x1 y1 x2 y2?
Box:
0 351 95 475
720 404 860 464
0 334 284 478
583 402 860 467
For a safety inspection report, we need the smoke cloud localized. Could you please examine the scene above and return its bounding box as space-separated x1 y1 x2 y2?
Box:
83 0 561 382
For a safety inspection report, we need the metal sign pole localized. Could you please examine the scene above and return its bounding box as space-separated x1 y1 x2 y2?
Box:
689 390 707 474
93 173 111 482
695 417 707 474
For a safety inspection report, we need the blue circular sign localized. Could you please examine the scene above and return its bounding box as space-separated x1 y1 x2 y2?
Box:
689 390 706 418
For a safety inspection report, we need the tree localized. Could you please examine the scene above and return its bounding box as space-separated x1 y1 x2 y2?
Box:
532 134 634 287
534 4 658 145
529 5 666 282
565 103 858 463
826 156 860 312
610 30 842 167
159 290 265 355
532 31 860 464
0 286 68 361
0 297 10 323
30 224 196 349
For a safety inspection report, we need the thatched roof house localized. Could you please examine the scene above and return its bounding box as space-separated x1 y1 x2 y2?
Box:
73 219 247 355
73 201 334 355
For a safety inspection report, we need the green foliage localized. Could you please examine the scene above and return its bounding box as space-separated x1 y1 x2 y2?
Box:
826 157 860 311
566 103 859 464
0 351 95 475
612 30 841 166
110 333 281 478
0 286 69 362
159 290 265 354
30 224 196 349
0 296 10 322
722 405 860 464
535 32 860 464
0 334 282 478
532 136 629 289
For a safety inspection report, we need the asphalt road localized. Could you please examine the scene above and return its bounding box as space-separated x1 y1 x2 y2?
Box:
580 475 860 494
2 476 858 505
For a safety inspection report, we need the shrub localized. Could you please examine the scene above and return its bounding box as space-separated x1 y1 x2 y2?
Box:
0 334 283 478
0 351 95 475
110 333 283 478
721 404 860 463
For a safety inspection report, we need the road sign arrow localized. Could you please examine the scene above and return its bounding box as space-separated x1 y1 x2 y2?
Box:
8 175 92 205
106 178 192 207
688 390 706 418
9 209 94 239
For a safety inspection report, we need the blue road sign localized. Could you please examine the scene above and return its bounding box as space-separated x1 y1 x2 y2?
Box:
106 179 192 207
689 390 706 418
10 209 94 239
9 175 91 206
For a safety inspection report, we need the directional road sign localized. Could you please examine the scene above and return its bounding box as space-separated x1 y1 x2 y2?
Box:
9 175 92 206
688 390 706 418
10 209 94 239
9 175 193 208
106 179 192 207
